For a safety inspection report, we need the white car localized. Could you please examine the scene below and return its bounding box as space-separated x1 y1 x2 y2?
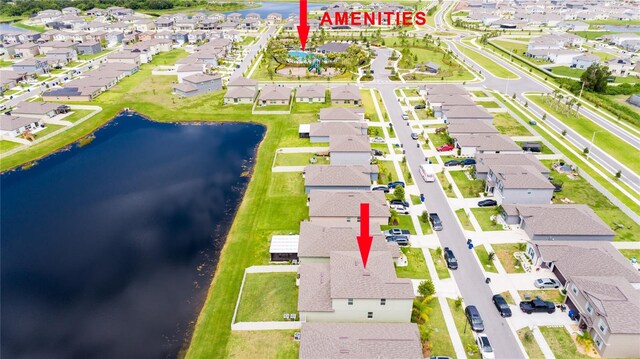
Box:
534 278 561 289
476 334 495 359
390 204 409 214
371 137 385 143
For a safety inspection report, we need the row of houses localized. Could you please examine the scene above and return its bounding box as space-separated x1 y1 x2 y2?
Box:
223 81 362 107
0 101 69 137
421 84 640 358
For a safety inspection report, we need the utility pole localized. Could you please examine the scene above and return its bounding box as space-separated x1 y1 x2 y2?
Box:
578 80 586 99
587 130 600 160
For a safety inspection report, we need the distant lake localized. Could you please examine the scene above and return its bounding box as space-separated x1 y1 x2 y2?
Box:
223 1 325 18
0 23 26 32
1 113 264 359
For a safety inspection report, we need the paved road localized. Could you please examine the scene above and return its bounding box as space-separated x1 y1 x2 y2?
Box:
432 1 640 193
377 85 526 358
231 25 277 79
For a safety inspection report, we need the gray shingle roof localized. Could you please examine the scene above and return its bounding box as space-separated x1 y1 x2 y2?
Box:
309 122 367 137
331 84 361 101
299 322 423 359
442 105 493 119
475 153 549 175
309 190 389 218
426 94 476 106
298 262 333 312
259 85 291 101
296 84 326 98
319 107 363 122
297 221 399 259
329 134 370 152
490 165 555 189
224 87 256 99
304 165 376 187
447 119 499 135
0 115 40 131
510 204 615 237
13 101 63 115
455 134 521 152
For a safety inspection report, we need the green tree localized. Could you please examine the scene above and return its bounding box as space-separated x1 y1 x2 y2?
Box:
393 185 405 200
580 63 611 93
418 280 436 298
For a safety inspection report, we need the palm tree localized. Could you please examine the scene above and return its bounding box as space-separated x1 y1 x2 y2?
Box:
555 94 564 110
389 209 399 226
575 102 581 117
411 296 434 324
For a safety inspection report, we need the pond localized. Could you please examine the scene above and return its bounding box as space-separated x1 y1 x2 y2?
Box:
0 113 265 359
0 23 26 32
223 1 325 18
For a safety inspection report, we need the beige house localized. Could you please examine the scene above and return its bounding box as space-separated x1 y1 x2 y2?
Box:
330 84 361 105
308 190 389 227
258 85 291 106
224 77 258 104
296 84 326 103
297 251 414 323
329 134 371 166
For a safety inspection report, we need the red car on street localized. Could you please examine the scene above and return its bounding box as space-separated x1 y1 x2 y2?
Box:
437 144 455 152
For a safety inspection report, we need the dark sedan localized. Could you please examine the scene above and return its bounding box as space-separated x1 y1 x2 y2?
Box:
477 199 497 207
388 181 405 189
444 160 460 167
492 294 512 317
372 185 390 193
459 158 476 166
520 299 556 314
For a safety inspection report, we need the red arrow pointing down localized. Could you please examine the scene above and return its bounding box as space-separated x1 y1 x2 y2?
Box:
357 202 373 269
297 0 309 51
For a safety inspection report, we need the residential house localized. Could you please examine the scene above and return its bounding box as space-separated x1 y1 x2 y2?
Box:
331 85 361 105
301 122 368 142
76 41 102 55
176 64 205 82
317 42 351 54
501 204 615 241
296 84 326 103
441 105 493 123
267 13 283 24
525 241 640 358
297 251 413 322
303 165 378 193
473 153 549 180
454 134 522 156
308 190 389 227
572 54 600 69
224 77 258 104
173 73 222 97
106 51 141 66
299 323 423 358
46 48 78 65
485 165 555 205
606 58 634 77
297 221 399 264
12 58 49 74
447 119 499 136
12 101 69 118
418 84 467 97
14 42 40 59
329 134 371 165
258 85 291 106
547 49 583 64
319 107 365 122
0 115 43 137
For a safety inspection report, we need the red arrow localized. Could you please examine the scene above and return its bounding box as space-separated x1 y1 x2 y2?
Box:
297 0 310 51
357 202 373 269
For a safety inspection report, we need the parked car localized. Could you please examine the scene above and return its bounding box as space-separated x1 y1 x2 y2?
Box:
401 113 409 120
534 278 561 289
436 144 454 152
476 334 495 359
414 104 426 109
459 158 476 166
384 228 411 237
371 185 389 193
492 294 512 317
444 160 460 167
390 204 409 214
464 305 485 332
372 149 384 156
429 213 443 231
386 235 409 246
520 299 556 314
411 133 419 140
387 181 405 189
371 137 385 143
390 199 409 207
477 199 497 207
443 247 458 270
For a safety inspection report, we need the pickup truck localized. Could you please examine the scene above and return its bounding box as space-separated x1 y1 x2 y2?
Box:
384 228 411 238
519 299 556 314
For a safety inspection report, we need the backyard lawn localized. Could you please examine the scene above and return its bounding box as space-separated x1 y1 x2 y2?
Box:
449 171 485 198
540 326 592 359
226 330 299 358
395 247 430 279
470 208 504 231
517 328 545 359
474 245 498 273
493 112 531 136
63 110 94 123
429 249 450 280
447 298 481 359
236 272 298 322
455 209 474 231
273 152 328 167
491 243 526 273
518 289 565 304
382 215 417 235
31 124 65 139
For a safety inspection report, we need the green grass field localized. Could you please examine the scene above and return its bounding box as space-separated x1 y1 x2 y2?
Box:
361 89 381 121
491 243 525 273
549 66 585 78
518 328 545 359
0 140 22 154
424 298 456 357
449 171 485 198
619 249 640 261
455 209 474 230
274 152 329 166
457 44 518 79
470 208 504 231
436 172 456 198
236 272 298 322
474 245 498 273
396 247 430 279
226 330 299 358
540 326 592 359
429 249 450 280
493 112 532 136
518 289 565 304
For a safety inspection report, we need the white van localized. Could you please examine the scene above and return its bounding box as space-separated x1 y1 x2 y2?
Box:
419 164 436 182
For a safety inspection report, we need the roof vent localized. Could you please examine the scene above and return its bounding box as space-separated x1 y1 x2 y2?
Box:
339 349 349 354
339 336 348 340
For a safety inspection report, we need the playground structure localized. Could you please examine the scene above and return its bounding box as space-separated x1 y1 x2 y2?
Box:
308 57 322 74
